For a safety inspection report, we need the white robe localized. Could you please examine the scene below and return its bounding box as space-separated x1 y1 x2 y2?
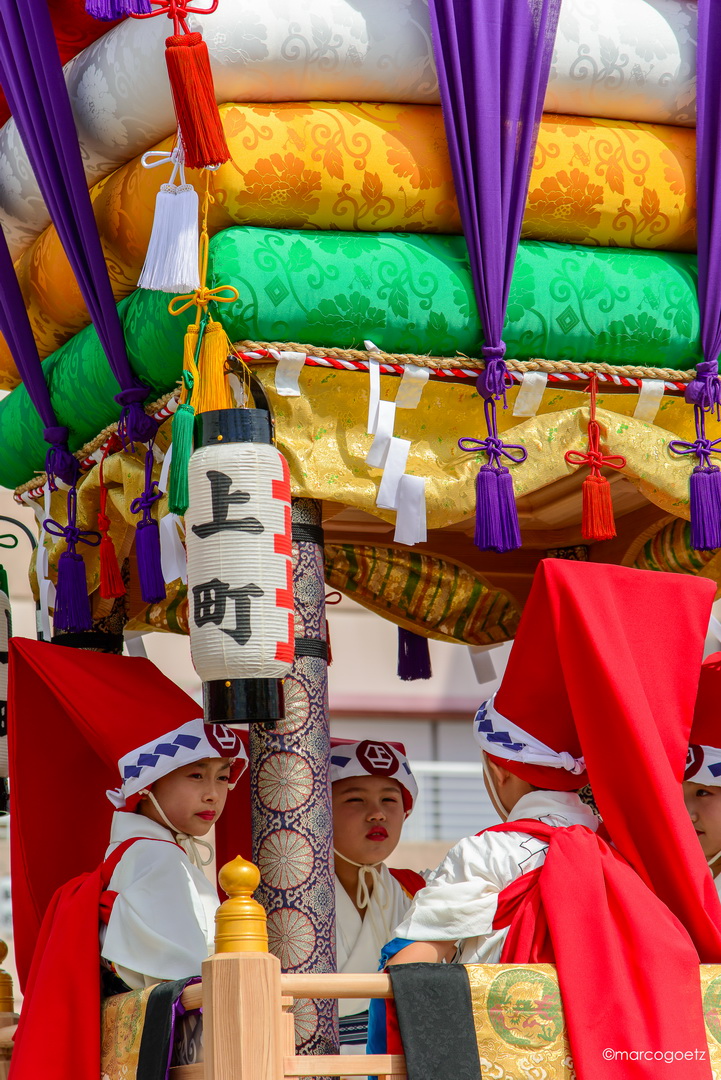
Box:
335 865 413 1019
100 812 219 990
393 790 599 963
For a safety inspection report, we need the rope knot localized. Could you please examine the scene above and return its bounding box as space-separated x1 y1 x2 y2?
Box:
685 360 721 418
476 342 509 404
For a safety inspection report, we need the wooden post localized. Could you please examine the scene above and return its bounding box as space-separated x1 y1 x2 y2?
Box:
203 952 283 1080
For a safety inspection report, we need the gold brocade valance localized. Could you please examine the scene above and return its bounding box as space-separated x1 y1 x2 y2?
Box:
30 372 721 616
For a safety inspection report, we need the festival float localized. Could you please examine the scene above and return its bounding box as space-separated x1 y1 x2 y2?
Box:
2 0 721 1077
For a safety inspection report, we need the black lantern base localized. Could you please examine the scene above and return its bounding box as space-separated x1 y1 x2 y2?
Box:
204 678 285 724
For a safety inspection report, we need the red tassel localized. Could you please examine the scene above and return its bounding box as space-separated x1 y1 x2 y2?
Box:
565 376 626 544
98 455 125 600
165 33 230 169
581 474 616 541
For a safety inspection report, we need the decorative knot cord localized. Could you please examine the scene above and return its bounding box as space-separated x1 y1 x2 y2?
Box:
564 375 625 542
42 424 78 490
130 445 166 603
458 397 527 553
476 343 508 406
115 386 158 449
685 359 721 419
129 0 218 36
43 486 100 632
670 405 721 551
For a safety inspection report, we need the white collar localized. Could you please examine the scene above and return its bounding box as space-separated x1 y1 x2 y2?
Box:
107 810 178 847
507 790 599 831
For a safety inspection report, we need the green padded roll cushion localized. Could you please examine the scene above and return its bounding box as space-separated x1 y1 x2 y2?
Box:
0 228 701 490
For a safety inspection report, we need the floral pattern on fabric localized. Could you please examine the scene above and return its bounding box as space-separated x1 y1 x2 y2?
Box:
1 106 698 386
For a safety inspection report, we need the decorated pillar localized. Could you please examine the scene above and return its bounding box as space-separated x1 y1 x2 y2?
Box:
249 497 337 1055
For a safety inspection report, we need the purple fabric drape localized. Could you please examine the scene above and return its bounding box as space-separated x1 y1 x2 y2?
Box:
669 0 721 550
429 0 561 551
0 226 77 486
0 0 155 445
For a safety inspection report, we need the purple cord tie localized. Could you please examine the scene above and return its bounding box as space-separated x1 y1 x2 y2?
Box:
115 386 159 449
43 487 101 552
685 360 721 418
43 425 79 490
476 343 509 405
669 407 721 468
130 447 163 527
458 398 528 467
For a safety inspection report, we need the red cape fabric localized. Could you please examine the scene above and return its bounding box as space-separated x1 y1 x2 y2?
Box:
10 837 138 1080
488 819 711 1080
8 638 203 987
492 561 721 959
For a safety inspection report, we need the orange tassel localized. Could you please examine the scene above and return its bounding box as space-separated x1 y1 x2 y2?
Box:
98 454 125 600
165 33 230 170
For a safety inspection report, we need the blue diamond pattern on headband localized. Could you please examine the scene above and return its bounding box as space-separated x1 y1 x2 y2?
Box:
138 753 160 767
174 734 201 750
487 731 525 753
709 762 721 778
331 755 352 767
155 743 180 757
402 761 411 774
123 765 143 779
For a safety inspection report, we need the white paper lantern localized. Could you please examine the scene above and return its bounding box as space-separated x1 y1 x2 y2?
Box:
186 435 294 683
0 590 12 776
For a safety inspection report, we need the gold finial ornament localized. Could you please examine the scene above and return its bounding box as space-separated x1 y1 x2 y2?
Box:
0 940 14 1013
215 856 268 953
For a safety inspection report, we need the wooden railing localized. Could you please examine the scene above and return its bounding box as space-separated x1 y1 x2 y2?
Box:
170 857 405 1080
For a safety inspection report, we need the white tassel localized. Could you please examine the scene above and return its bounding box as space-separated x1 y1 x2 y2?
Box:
138 139 200 294
139 183 200 293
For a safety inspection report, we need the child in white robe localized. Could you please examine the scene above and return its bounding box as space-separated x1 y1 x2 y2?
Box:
330 740 423 1050
100 737 247 990
684 652 721 898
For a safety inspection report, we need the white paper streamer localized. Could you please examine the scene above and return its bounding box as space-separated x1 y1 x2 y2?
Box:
513 371 548 417
160 513 188 585
365 400 397 467
376 438 411 509
159 440 173 492
393 475 427 546
634 379 665 422
22 487 53 641
365 339 382 434
274 351 306 397
395 364 429 409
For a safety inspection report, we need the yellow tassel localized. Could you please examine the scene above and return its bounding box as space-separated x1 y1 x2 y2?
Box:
193 319 233 415
180 323 200 405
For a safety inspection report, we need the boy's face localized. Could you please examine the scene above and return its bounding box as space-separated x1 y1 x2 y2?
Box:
140 757 232 836
683 780 721 862
332 775 405 866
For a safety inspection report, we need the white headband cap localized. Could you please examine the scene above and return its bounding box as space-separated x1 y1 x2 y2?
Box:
685 744 721 788
473 694 586 775
330 740 417 812
106 717 248 809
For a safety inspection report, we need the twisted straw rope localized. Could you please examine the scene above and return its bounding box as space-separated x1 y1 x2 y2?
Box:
234 340 696 383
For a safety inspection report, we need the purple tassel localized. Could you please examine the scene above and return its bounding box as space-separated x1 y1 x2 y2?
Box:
43 487 100 633
670 407 721 552
690 467 721 551
397 627 432 681
135 519 166 603
54 551 93 631
460 398 526 554
85 0 151 18
496 466 523 551
131 444 166 604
